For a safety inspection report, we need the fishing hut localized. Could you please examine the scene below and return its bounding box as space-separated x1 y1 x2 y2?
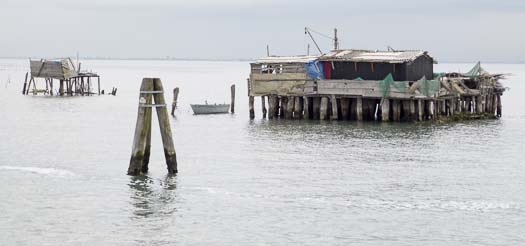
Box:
248 34 505 121
22 58 103 96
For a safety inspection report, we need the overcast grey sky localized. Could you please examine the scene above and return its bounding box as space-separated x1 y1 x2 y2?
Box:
1 0 524 62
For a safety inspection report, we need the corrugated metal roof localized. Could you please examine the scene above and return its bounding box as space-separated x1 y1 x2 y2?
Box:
320 49 434 64
253 55 320 64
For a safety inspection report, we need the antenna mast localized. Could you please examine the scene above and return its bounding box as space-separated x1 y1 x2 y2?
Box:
333 28 339 50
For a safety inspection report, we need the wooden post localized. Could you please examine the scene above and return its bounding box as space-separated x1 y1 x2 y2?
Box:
128 78 154 175
249 96 255 119
98 77 101 95
22 72 28 95
417 99 423 121
381 98 390 122
392 100 400 121
320 97 328 120
171 87 179 116
268 95 276 119
476 96 483 114
312 97 321 119
362 98 370 121
456 98 462 114
59 80 64 96
230 84 235 114
491 95 497 116
261 96 267 119
303 96 310 119
497 94 502 117
294 96 302 119
285 96 294 119
152 78 177 174
408 100 415 121
142 93 153 173
341 98 350 120
356 97 363 121
279 97 286 118
330 95 339 120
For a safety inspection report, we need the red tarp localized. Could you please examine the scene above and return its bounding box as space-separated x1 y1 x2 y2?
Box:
323 62 332 79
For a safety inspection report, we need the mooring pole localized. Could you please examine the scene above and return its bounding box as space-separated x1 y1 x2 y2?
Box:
22 72 28 95
142 93 153 173
230 84 235 114
128 78 154 175
152 78 178 174
171 87 179 116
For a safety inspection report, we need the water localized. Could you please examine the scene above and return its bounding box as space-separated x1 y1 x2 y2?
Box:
0 59 524 245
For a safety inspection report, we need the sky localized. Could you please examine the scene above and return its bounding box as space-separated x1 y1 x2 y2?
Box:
0 0 524 62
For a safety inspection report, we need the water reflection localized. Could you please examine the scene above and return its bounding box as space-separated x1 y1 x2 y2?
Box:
128 175 178 219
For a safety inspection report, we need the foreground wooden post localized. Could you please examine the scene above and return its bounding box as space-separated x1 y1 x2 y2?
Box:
128 79 154 175
261 96 267 119
171 87 179 116
230 84 235 114
249 96 255 119
128 78 177 175
381 99 390 121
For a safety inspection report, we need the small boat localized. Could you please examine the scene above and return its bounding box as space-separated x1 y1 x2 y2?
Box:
190 101 230 115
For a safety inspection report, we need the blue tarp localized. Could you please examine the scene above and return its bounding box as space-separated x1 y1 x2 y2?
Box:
305 61 325 80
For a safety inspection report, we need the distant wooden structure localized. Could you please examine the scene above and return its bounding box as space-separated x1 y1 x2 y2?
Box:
248 49 506 121
128 78 177 176
23 58 103 96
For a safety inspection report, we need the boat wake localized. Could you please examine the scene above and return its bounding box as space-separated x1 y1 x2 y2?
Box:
0 165 76 177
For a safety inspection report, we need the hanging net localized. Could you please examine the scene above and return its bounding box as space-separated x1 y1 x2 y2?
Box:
379 74 408 98
418 76 440 97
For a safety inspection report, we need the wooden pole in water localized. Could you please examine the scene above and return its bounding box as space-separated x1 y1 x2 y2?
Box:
261 96 267 119
476 96 483 114
285 96 294 119
341 98 350 120
59 80 64 96
496 94 502 117
97 77 101 95
381 99 390 122
22 72 28 95
249 96 255 119
356 97 363 121
392 100 400 121
142 93 153 173
417 99 423 121
171 87 179 116
268 95 276 119
320 97 329 120
330 95 339 120
128 78 154 175
303 96 310 119
312 97 321 119
293 96 302 119
152 78 177 174
230 84 235 114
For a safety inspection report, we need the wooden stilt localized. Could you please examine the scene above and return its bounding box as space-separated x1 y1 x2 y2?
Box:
98 77 101 95
476 96 483 114
279 97 286 118
312 97 321 119
171 87 179 116
491 95 497 116
249 96 255 119
268 95 277 119
59 80 64 96
320 97 328 120
22 72 28 95
152 78 177 174
356 97 363 121
362 98 370 121
293 96 302 119
128 78 154 175
341 98 350 120
303 96 310 120
261 96 267 119
409 100 416 121
417 99 423 121
141 93 152 173
381 98 390 121
285 96 294 119
230 84 235 114
330 95 338 120
392 100 400 121
497 94 502 117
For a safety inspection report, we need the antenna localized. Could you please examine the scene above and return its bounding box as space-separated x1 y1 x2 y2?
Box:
266 44 270 56
334 28 339 50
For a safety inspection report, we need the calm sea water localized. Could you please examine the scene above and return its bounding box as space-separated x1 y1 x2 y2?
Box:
0 59 524 245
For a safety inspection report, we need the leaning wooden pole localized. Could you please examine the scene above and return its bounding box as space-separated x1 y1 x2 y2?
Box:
22 72 28 95
171 87 179 116
128 78 154 175
142 94 153 174
152 78 178 174
230 84 235 114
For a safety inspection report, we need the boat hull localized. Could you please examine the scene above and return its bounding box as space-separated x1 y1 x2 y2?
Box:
190 104 230 115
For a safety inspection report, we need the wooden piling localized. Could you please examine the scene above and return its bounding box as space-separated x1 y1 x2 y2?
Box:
98 77 101 95
341 98 350 120
268 95 277 119
303 96 310 119
279 97 286 118
249 96 255 119
476 96 483 114
128 79 154 175
381 99 390 121
392 100 401 121
152 78 177 174
22 72 28 95
171 87 179 116
230 84 235 114
362 99 370 121
261 96 268 119
142 94 153 173
312 97 321 119
497 94 502 117
409 100 416 121
293 96 302 119
356 97 363 121
330 95 339 120
285 96 294 119
320 97 329 120
417 99 423 121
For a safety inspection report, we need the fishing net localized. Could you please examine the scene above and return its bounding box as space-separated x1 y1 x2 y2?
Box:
418 77 440 97
379 74 407 98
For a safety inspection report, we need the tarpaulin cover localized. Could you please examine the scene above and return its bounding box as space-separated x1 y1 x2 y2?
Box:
323 62 332 80
305 61 325 80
